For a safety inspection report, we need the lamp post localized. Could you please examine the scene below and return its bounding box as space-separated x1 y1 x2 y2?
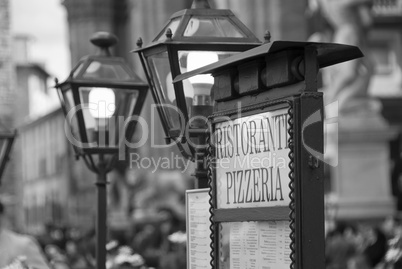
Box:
55 32 148 269
0 124 16 185
134 0 261 187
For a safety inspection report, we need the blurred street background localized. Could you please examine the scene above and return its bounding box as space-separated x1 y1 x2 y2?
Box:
1 0 402 268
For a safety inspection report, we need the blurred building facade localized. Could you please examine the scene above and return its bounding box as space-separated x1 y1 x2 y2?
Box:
367 0 402 218
0 0 97 233
19 109 69 234
0 0 19 227
12 35 98 233
18 107 98 234
320 0 402 220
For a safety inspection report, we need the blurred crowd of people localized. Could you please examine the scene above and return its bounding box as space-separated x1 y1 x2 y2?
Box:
4 200 402 269
36 215 402 269
326 217 402 269
0 170 191 269
1 199 187 269
34 210 187 269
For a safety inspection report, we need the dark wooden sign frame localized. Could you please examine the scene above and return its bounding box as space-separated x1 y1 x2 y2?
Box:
205 46 328 269
207 91 325 269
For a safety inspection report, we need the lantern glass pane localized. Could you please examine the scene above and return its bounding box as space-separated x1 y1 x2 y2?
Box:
147 51 183 130
79 87 139 148
154 18 181 42
184 17 245 38
63 90 82 146
81 61 132 81
177 50 236 115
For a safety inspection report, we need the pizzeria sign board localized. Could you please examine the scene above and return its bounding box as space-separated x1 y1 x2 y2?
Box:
214 108 291 210
210 104 294 269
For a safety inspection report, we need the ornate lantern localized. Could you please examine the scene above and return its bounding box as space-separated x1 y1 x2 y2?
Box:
56 32 148 168
134 0 261 160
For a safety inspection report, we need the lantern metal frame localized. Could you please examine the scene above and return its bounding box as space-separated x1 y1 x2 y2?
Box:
55 32 148 269
0 125 16 185
133 0 262 161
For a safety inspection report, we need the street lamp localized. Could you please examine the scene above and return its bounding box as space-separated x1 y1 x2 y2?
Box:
134 0 261 186
55 32 148 269
0 124 16 185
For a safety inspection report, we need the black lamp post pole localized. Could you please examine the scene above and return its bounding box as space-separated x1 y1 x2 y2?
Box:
190 126 209 189
95 154 108 269
196 137 208 189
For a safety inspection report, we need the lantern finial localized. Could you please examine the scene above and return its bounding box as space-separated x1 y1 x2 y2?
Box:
90 32 118 56
136 37 143 48
191 0 211 9
166 28 173 40
264 30 271 43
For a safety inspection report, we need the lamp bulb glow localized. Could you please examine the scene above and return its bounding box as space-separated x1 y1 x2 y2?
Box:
88 87 116 118
187 51 218 95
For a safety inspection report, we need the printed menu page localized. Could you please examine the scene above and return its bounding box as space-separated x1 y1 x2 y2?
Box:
186 189 211 269
221 221 291 269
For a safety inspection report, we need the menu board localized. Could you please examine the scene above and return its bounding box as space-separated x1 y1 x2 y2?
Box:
186 189 211 269
214 109 291 209
219 221 291 269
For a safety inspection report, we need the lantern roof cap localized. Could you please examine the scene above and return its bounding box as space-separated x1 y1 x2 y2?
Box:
133 0 261 52
174 41 363 83
58 32 147 87
90 32 117 53
191 0 211 9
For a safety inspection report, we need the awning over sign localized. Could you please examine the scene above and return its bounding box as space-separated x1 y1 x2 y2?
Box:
173 41 363 83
